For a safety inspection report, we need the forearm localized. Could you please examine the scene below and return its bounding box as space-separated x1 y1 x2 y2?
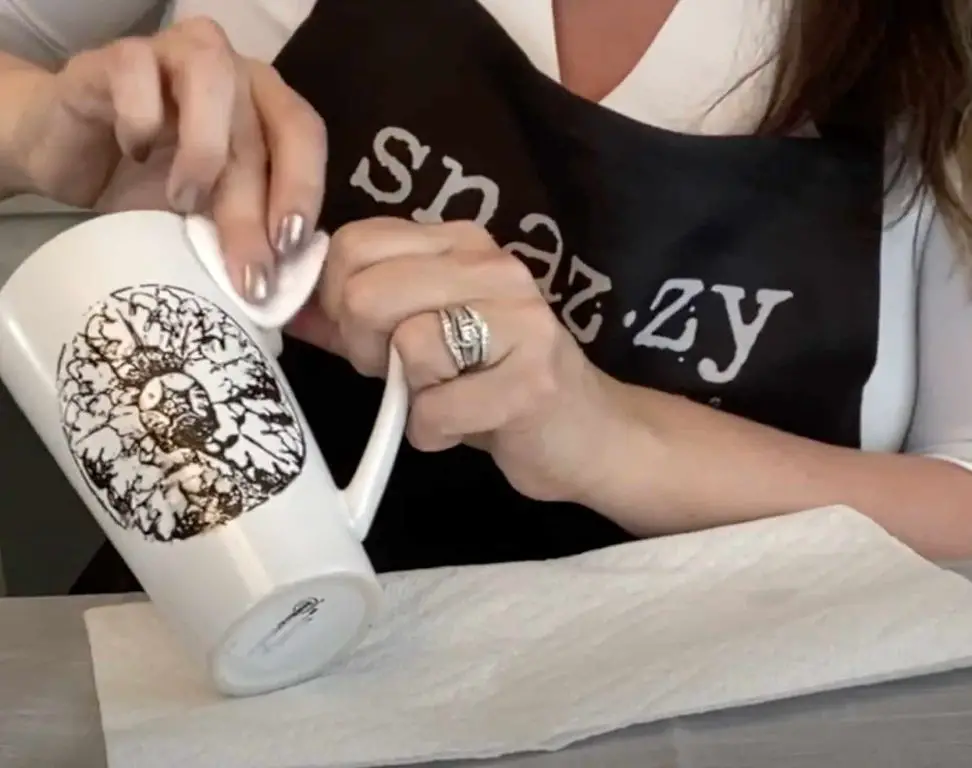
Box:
0 53 54 199
584 381 972 560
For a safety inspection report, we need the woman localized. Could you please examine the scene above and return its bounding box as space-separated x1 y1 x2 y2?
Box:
2 1 971 593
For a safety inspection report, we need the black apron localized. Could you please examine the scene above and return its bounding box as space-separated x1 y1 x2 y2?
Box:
275 0 884 572
73 0 884 592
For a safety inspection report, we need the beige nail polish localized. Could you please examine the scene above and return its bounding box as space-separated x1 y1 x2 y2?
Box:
243 263 273 304
275 213 306 257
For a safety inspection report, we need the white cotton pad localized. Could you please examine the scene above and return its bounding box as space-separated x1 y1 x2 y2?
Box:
183 214 328 330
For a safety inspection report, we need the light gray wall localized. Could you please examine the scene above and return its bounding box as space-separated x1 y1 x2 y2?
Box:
0 210 104 595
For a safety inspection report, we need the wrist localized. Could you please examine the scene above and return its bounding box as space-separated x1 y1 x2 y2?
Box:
565 373 670 526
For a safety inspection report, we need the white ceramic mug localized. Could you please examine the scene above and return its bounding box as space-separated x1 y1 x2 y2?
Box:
0 210 408 696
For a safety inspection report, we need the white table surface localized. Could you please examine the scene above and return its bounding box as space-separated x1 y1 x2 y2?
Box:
3 571 972 768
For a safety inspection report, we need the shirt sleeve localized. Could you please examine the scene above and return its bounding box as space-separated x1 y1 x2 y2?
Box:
904 204 972 471
0 0 166 65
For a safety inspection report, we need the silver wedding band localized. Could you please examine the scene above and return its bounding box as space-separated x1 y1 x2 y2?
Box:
438 305 490 374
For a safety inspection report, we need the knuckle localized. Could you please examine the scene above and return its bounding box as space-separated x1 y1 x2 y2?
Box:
498 252 536 288
279 89 327 143
442 219 495 250
174 22 236 83
106 37 153 73
302 101 328 144
179 16 233 52
524 302 560 349
295 104 328 152
248 61 327 145
57 53 107 111
455 247 499 276
459 245 535 291
526 363 559 405
329 220 372 263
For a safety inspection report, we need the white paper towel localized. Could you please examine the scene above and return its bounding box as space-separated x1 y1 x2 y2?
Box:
86 505 972 768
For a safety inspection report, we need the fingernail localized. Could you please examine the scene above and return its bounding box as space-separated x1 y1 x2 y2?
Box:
242 262 274 304
274 213 306 258
171 185 199 214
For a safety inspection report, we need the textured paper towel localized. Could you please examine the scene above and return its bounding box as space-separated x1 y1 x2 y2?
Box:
86 505 972 768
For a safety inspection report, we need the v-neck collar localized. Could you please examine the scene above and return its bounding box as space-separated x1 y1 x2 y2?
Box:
475 0 783 135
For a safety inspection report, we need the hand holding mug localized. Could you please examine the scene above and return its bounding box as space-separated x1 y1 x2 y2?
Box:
289 217 623 506
11 16 326 303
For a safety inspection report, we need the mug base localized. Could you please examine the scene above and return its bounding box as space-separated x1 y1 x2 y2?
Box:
209 572 383 697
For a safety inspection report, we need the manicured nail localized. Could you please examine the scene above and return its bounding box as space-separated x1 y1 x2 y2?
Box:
242 262 273 304
171 185 199 214
274 213 306 258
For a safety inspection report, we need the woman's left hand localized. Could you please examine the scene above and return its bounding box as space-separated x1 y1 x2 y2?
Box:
288 216 623 503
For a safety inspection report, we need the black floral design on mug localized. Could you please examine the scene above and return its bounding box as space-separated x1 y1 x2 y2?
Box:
56 284 306 542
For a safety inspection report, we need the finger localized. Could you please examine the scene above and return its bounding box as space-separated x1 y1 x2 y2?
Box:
337 247 532 378
101 41 164 160
57 39 165 160
322 218 450 320
320 218 447 372
210 90 275 303
322 218 495 320
390 301 518 391
336 315 391 379
407 346 543 452
342 248 537 337
106 41 164 160
320 218 501 376
407 299 564 450
337 246 527 379
154 18 238 211
249 62 327 258
285 301 344 355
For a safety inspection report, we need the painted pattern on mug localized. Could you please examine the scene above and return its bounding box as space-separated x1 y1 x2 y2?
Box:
55 284 307 542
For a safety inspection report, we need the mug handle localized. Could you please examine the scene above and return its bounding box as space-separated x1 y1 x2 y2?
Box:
261 331 408 541
341 348 409 541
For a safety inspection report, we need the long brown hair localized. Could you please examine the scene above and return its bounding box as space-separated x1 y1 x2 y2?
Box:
761 0 972 257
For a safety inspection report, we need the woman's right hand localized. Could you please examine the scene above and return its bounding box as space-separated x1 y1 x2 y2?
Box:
9 16 326 304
